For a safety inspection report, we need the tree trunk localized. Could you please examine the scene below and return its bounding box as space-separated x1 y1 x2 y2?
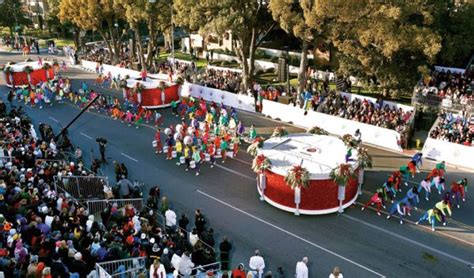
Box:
98 30 114 64
73 27 80 50
297 41 309 105
145 18 157 69
235 39 250 95
134 27 146 71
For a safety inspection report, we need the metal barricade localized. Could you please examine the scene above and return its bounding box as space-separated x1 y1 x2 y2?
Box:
95 257 147 278
178 262 222 278
87 198 144 216
54 175 109 200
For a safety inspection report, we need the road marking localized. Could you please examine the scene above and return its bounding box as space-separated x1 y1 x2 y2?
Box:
196 189 386 278
48 116 59 123
214 164 255 181
121 152 139 162
80 132 93 140
341 213 474 267
232 156 252 165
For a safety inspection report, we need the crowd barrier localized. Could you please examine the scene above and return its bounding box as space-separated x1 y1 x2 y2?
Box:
96 257 146 278
180 82 256 113
422 137 474 170
81 60 170 81
54 175 109 200
86 198 144 216
261 99 403 151
434 66 465 74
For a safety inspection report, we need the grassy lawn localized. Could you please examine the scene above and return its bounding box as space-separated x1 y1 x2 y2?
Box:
157 51 208 68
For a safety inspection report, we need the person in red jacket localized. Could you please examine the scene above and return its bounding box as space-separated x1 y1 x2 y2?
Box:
154 129 163 154
361 191 386 216
232 263 246 278
450 181 466 208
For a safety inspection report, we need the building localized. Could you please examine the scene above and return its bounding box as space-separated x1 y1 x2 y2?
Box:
182 32 234 54
21 0 49 29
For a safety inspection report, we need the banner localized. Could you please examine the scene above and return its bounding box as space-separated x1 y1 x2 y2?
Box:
180 82 256 112
422 137 474 170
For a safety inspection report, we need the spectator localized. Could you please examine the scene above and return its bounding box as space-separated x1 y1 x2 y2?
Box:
179 213 190 231
249 250 265 278
295 257 309 278
232 263 246 278
429 110 473 145
165 208 177 230
149 259 166 278
329 266 343 278
219 236 232 271
178 251 195 277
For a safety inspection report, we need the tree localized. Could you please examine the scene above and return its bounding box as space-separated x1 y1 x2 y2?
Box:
304 1 442 97
269 0 321 100
59 0 126 64
435 2 474 67
0 0 31 35
116 0 171 70
174 0 276 93
46 0 80 49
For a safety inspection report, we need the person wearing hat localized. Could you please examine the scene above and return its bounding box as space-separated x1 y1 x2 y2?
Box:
150 258 166 278
232 263 246 278
160 248 173 274
69 252 88 277
249 250 265 278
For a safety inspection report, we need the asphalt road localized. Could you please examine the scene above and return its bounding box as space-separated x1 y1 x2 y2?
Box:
1 52 473 278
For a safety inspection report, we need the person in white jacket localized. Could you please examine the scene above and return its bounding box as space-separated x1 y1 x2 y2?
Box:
165 208 177 229
295 257 309 278
149 259 166 278
178 251 195 277
249 249 265 278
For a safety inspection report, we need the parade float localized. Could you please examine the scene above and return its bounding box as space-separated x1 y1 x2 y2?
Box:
252 130 362 215
1 61 56 87
121 77 181 109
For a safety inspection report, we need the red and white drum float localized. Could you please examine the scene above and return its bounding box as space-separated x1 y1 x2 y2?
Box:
2 61 56 87
124 78 180 109
256 133 360 215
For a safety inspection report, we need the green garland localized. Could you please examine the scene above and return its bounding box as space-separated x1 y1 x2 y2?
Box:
329 163 356 186
246 137 264 157
357 147 373 169
251 154 272 173
24 66 34 74
341 134 358 147
284 165 310 189
307 126 329 135
271 126 288 138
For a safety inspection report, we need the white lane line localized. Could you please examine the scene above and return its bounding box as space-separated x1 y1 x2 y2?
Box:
214 164 255 181
80 132 93 140
342 214 474 267
48 116 59 123
232 157 252 165
196 189 386 278
121 152 139 162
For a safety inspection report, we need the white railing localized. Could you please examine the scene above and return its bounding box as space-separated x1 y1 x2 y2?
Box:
95 257 146 278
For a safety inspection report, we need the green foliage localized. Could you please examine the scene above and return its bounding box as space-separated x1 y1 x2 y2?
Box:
0 0 32 33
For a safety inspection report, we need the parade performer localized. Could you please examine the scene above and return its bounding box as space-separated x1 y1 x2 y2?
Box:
450 181 465 208
399 165 411 186
232 133 240 157
175 139 183 165
184 145 192 171
154 129 163 154
221 138 228 164
165 134 174 160
192 147 201 176
249 124 257 141
134 113 143 129
418 178 433 201
407 160 417 178
386 200 409 224
154 111 163 126
412 152 423 172
416 208 442 231
433 176 446 195
389 171 402 192
382 180 396 203
435 200 452 226
208 142 216 168
361 191 385 216
405 186 420 210
125 111 134 126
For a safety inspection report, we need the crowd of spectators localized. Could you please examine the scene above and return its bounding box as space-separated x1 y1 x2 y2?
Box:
319 91 413 133
194 69 242 94
416 69 473 106
429 110 473 146
0 99 226 277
